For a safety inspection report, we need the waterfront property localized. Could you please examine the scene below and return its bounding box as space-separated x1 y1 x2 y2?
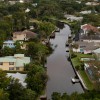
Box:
72 41 99 54
79 24 100 43
3 40 15 48
71 52 94 90
0 54 30 71
93 48 100 59
64 14 83 22
13 30 37 42
84 61 100 83
46 24 83 99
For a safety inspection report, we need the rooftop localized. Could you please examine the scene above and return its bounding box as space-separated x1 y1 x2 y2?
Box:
0 54 30 67
3 40 14 44
75 41 99 50
13 30 37 39
7 72 27 86
81 24 99 33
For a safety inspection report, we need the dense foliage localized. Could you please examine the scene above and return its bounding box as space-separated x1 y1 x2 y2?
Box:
52 91 100 100
0 0 100 99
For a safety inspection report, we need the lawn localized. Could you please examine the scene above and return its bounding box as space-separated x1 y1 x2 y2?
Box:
71 52 94 90
75 52 93 58
71 52 93 67
79 70 94 90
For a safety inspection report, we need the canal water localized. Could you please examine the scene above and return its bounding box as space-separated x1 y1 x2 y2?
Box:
46 24 84 100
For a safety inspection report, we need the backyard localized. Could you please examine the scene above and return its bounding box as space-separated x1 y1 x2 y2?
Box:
71 52 94 90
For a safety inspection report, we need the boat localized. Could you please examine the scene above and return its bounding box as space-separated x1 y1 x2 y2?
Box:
71 78 80 83
66 48 69 52
65 42 69 46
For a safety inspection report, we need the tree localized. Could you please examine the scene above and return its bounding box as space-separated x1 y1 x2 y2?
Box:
38 21 55 39
24 89 36 100
7 79 25 100
52 92 61 100
0 30 6 48
0 70 11 90
0 89 9 100
25 63 48 94
14 41 25 54
70 92 82 100
26 42 49 63
72 43 79 49
1 46 14 56
36 43 49 64
26 42 38 59
61 93 70 100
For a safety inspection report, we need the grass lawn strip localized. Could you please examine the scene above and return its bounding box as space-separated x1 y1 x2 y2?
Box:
79 70 94 90
71 52 94 90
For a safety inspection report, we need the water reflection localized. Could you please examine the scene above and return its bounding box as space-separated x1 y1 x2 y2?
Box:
46 24 84 100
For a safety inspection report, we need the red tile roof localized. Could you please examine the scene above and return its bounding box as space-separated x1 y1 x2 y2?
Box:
82 24 99 33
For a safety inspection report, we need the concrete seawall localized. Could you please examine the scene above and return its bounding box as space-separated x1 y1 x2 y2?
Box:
69 54 88 91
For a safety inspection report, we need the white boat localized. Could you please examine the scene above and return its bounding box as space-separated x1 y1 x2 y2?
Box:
66 48 69 52
71 78 80 83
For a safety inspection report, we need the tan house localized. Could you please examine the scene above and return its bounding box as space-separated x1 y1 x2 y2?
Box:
13 30 36 42
0 54 30 71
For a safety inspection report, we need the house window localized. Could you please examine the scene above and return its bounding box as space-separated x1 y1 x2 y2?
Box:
0 62 3 65
9 67 14 71
16 67 19 71
9 62 14 65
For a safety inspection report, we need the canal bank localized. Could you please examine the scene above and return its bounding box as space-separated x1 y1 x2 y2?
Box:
46 24 84 100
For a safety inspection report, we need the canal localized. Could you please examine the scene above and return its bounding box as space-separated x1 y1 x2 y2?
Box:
46 24 84 100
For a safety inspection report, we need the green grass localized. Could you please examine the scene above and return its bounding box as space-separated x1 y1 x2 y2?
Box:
71 52 93 67
75 52 93 58
71 57 81 66
79 70 94 90
71 52 94 90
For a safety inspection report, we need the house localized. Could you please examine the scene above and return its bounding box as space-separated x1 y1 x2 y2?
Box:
93 48 100 59
7 72 27 87
8 0 31 4
84 62 100 82
79 24 100 42
72 41 99 54
85 2 100 6
64 14 83 22
3 40 15 48
84 63 95 81
13 30 36 42
81 24 99 35
80 10 91 14
0 54 30 71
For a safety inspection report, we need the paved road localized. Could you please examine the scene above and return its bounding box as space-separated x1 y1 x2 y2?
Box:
46 24 84 100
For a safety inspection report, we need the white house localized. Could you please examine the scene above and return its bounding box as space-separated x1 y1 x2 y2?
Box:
64 14 83 22
3 40 15 48
7 72 27 87
86 2 100 6
80 10 91 14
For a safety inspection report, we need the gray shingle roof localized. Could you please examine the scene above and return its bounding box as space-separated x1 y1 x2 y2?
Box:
75 41 99 50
